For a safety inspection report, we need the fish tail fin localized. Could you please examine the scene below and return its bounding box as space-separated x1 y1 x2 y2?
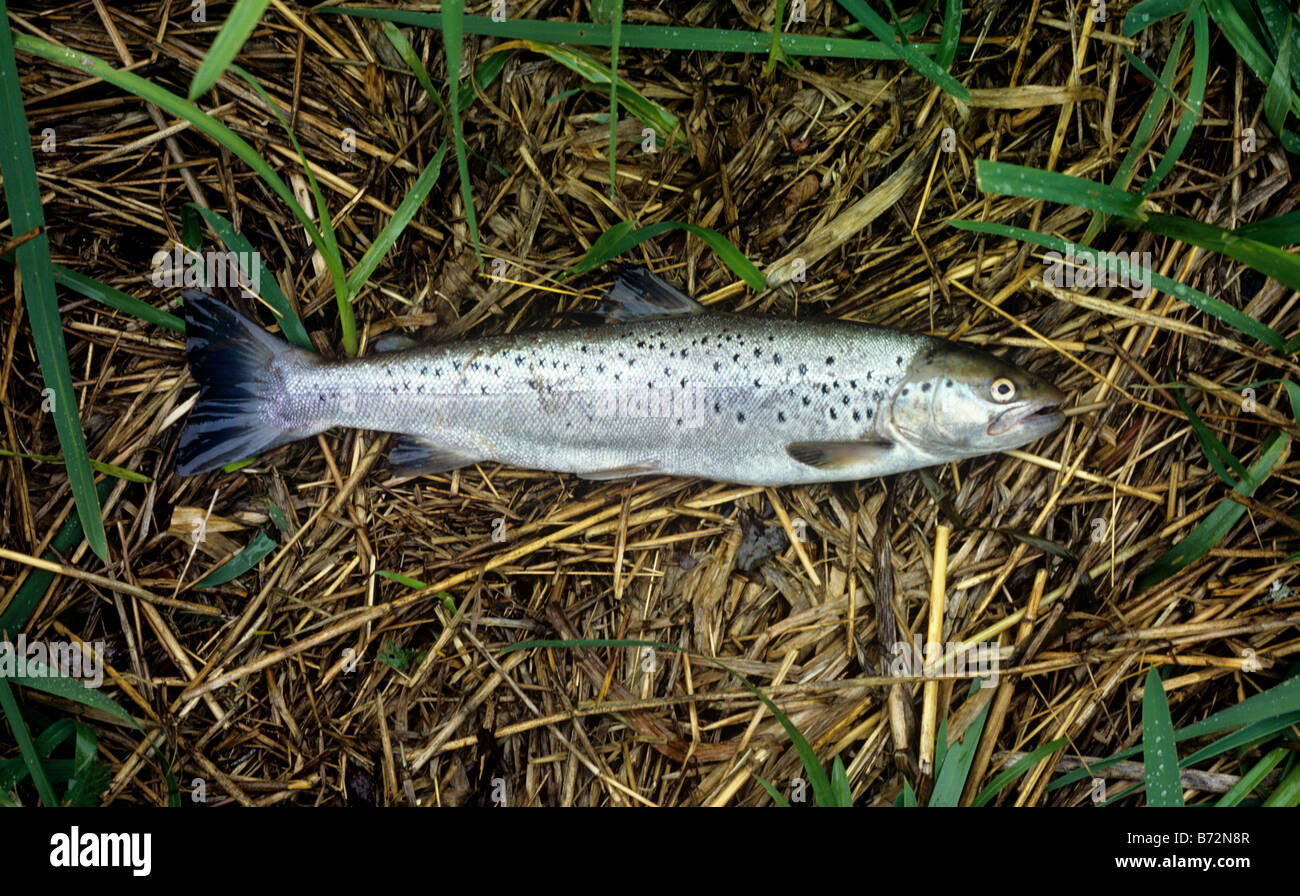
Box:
176 290 318 476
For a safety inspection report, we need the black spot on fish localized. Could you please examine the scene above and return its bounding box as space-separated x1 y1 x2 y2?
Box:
842 395 850 405
850 379 857 389
581 345 588 353
826 356 834 365
829 408 837 419
754 347 762 358
901 387 909 396
922 382 931 392
753 378 762 388
713 361 721 372
714 401 721 414
421 366 427 375
737 411 745 423
896 356 904 366
515 355 525 366
597 363 606 373
798 363 808 375
637 340 646 348
773 353 782 364
733 353 740 363
680 377 687 388
664 366 672 376
946 379 954 387
821 384 830 394
852 409 860 421
778 411 787 423
866 408 874 419
873 391 882 401
802 396 811 406
680 348 689 359
418 385 425 394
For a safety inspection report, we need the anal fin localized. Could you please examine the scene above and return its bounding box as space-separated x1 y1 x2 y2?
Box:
786 439 894 470
389 435 479 477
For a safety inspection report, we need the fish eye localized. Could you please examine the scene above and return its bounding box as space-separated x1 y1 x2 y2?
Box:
990 377 1017 403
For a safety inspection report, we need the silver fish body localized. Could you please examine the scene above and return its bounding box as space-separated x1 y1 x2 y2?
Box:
177 269 1065 485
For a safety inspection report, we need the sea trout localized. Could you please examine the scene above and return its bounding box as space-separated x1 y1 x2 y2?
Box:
176 267 1065 485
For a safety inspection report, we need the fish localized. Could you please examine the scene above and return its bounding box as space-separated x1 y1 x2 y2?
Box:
176 266 1065 485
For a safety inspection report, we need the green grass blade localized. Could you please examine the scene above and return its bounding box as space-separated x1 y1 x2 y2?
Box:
935 0 962 72
1135 430 1288 590
835 0 969 100
0 448 149 483
1207 0 1300 118
1261 762 1300 806
973 737 1069 806
1142 211 1300 293
64 721 109 806
1134 6 1207 200
609 2 623 196
1084 19 1189 243
49 264 184 333
14 35 337 328
1215 746 1288 806
975 160 1147 219
948 218 1287 350
0 22 108 562
187 0 271 99
567 220 766 289
1050 672 1300 791
229 65 353 354
442 0 482 268
489 41 686 151
195 531 279 588
0 676 57 805
829 755 852 806
1142 667 1184 805
930 697 990 806
327 7 949 60
1263 15 1294 142
1124 0 1197 36
4 654 134 726
1170 385 1251 486
377 569 428 589
347 142 449 296
184 203 313 350
0 479 115 638
755 772 794 806
1233 209 1300 245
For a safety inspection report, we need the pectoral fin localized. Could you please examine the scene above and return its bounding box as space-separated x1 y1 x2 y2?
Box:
389 436 480 477
786 439 894 470
577 462 660 480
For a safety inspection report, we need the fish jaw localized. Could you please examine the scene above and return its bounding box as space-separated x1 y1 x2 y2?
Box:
986 385 1066 442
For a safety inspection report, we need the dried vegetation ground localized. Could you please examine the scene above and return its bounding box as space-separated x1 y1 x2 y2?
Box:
2 0 1298 806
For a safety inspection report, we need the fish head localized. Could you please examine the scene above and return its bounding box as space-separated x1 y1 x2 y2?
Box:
888 342 1065 456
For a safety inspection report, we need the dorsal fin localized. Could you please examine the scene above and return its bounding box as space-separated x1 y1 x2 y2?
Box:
603 265 705 321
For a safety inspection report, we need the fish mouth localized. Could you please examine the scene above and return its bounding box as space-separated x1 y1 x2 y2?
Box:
987 397 1065 437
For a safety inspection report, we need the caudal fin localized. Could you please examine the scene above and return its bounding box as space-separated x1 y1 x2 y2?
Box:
176 291 316 476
